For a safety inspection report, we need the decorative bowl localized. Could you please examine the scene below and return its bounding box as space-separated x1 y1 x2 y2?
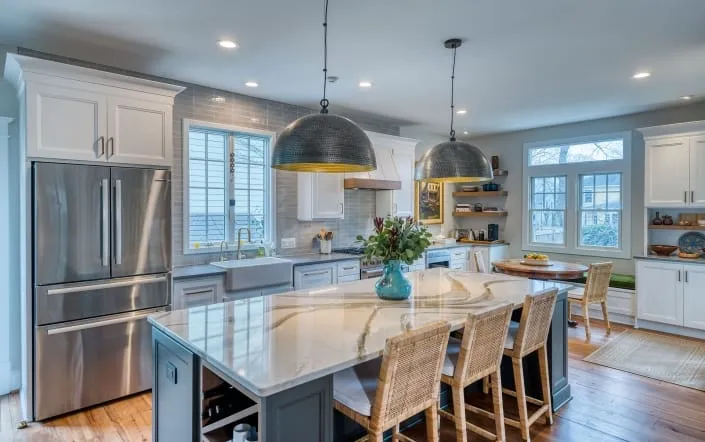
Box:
698 220 705 226
649 245 678 256
678 250 701 259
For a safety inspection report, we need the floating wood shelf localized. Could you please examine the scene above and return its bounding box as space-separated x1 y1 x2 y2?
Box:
493 169 509 176
648 225 705 231
453 211 508 217
453 190 508 197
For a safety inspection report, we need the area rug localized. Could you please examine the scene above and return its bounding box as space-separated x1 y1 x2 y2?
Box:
584 329 705 392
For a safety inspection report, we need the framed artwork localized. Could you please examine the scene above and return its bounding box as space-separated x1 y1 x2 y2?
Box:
415 180 444 224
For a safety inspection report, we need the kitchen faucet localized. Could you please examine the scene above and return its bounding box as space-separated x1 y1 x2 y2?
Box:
219 241 228 262
236 227 251 260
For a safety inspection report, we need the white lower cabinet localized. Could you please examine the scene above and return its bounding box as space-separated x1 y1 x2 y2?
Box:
449 247 468 271
294 259 360 289
636 261 705 330
683 264 705 330
173 275 224 309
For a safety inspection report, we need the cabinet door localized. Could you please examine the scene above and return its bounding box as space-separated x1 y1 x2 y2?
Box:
173 276 223 309
223 288 262 302
636 262 683 326
689 136 705 207
645 137 691 207
294 264 336 289
311 173 344 219
26 82 107 161
391 148 415 217
488 245 508 271
107 96 172 166
683 265 705 330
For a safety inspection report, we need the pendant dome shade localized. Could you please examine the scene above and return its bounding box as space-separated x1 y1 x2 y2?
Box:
415 139 493 183
271 113 376 172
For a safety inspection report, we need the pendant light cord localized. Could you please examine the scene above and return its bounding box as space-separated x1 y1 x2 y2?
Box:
320 0 330 114
449 45 457 141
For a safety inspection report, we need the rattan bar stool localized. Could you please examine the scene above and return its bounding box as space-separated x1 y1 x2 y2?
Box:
568 262 613 340
498 290 558 441
439 303 514 442
333 321 451 442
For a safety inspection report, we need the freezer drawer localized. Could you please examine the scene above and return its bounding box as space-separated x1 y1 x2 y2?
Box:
34 307 164 420
35 274 169 325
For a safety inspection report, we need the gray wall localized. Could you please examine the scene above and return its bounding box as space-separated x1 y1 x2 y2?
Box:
409 102 705 275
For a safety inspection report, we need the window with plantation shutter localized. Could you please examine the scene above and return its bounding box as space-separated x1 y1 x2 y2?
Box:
184 121 274 253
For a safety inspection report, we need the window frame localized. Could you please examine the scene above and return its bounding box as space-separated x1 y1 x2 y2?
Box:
182 119 277 255
521 131 632 259
528 175 568 247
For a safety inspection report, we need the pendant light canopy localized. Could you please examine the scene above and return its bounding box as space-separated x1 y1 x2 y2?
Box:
415 39 493 183
271 0 375 173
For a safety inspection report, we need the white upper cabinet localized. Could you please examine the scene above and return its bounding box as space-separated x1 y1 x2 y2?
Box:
4 54 183 166
391 147 415 217
641 122 705 208
645 136 691 207
26 82 107 162
297 172 344 220
689 135 705 207
107 96 172 166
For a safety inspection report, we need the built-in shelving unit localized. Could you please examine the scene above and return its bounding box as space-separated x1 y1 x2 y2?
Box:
493 169 509 176
453 190 508 197
648 225 705 231
453 211 508 217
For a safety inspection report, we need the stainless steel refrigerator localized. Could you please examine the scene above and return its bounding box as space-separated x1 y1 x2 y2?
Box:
32 162 171 420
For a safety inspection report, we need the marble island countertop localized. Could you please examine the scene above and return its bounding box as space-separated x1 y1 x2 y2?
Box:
149 268 572 398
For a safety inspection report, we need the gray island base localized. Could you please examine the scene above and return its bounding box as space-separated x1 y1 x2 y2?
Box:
149 268 572 441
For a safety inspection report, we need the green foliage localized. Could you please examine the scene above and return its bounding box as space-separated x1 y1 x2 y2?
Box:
581 224 618 247
356 216 432 265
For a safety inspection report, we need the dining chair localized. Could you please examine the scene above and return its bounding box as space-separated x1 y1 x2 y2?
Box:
473 251 488 273
333 321 451 442
567 262 613 340
486 289 557 441
439 303 514 442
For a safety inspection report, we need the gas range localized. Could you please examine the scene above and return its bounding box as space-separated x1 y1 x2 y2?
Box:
332 247 385 279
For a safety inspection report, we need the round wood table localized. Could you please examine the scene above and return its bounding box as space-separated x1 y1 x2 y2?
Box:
494 259 588 280
494 259 588 327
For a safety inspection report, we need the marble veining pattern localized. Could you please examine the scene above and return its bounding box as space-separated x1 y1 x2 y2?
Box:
149 268 572 397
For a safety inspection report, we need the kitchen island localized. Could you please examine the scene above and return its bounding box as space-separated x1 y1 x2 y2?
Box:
149 268 573 442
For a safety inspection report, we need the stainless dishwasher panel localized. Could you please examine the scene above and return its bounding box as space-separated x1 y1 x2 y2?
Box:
35 274 170 326
34 307 164 421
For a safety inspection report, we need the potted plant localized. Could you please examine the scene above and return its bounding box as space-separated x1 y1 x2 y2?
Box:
357 216 432 300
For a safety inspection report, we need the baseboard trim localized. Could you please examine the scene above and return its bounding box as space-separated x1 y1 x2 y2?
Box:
0 362 20 396
634 319 705 340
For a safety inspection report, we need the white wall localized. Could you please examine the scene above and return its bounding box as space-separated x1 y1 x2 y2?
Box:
410 102 705 275
0 44 20 394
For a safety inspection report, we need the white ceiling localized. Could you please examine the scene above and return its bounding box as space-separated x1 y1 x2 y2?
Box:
1 0 705 136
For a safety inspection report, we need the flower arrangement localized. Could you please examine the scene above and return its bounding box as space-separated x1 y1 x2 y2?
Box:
357 216 432 265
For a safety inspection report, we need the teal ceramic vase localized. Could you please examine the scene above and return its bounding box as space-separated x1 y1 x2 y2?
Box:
375 260 412 300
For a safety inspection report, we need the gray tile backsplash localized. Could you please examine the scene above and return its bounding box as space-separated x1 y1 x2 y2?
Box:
14 48 400 266
172 86 399 265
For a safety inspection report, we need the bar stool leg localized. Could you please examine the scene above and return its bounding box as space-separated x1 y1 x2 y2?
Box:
369 431 384 442
425 406 440 442
601 301 611 335
451 385 468 442
538 347 553 425
583 303 591 340
490 371 506 442
512 357 531 441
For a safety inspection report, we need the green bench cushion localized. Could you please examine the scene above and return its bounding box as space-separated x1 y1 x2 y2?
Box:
564 273 635 291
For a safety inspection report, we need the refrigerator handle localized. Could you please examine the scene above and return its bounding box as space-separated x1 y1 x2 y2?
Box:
46 307 166 335
101 179 109 267
115 179 123 265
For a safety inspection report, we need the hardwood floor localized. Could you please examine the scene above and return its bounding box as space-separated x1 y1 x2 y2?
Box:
2 320 705 441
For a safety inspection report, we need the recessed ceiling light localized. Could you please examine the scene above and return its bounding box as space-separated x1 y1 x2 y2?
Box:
681 95 693 100
358 81 372 88
632 71 651 79
250 118 260 123
463 131 469 135
456 109 467 115
245 81 259 88
211 96 226 103
218 40 237 49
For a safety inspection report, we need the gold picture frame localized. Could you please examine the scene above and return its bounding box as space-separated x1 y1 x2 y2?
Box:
415 180 444 225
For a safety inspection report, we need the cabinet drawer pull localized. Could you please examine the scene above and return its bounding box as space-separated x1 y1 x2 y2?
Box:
685 271 689 283
678 270 681 282
186 289 214 296
341 266 357 271
692 191 695 203
303 270 329 277
684 191 688 204
97 136 105 157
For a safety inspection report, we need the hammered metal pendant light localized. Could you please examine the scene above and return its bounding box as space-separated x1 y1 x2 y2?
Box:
415 39 493 183
271 0 376 173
